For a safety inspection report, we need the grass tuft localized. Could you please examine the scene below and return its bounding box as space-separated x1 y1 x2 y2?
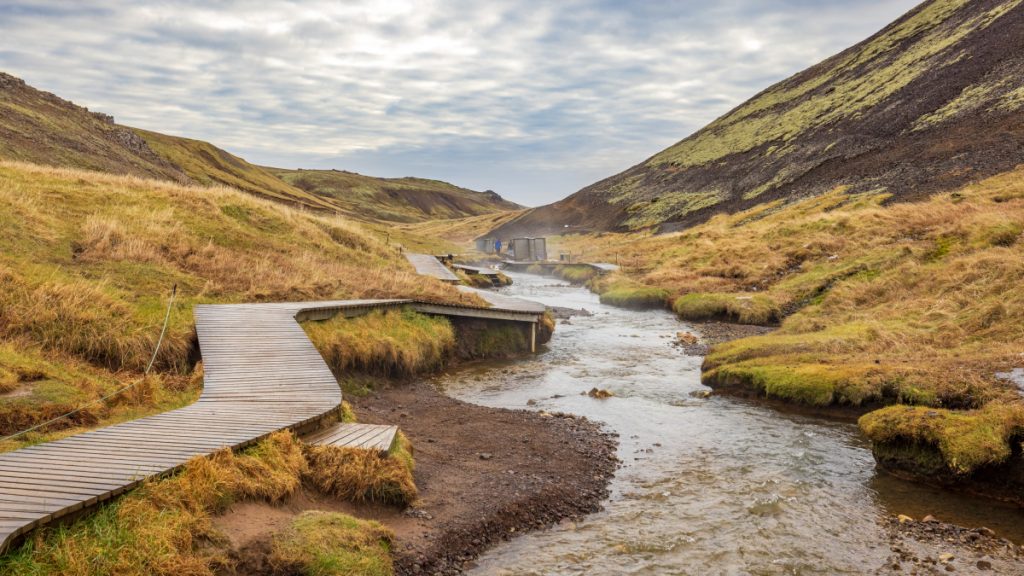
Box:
673 293 780 325
304 434 417 506
304 308 454 379
859 403 1024 475
269 511 394 576
598 282 669 309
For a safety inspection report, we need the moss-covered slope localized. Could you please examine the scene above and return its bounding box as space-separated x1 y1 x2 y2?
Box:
492 0 1024 236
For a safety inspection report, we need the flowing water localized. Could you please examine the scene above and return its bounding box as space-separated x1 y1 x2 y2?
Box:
435 271 1024 575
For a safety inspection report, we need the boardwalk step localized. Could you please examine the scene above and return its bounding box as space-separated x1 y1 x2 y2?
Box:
304 423 399 454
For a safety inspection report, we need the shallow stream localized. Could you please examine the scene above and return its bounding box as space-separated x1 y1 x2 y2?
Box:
436 271 1024 575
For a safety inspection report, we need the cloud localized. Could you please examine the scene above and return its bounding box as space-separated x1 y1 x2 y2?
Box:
0 0 919 205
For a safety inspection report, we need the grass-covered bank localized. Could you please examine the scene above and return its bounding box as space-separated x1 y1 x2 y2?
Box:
0 161 484 448
0 431 403 576
540 167 1024 487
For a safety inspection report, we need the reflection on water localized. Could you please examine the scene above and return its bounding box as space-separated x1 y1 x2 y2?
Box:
435 271 1024 575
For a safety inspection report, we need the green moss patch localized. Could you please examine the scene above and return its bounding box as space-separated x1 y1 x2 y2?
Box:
270 511 394 576
598 282 669 309
672 293 780 325
859 403 1024 475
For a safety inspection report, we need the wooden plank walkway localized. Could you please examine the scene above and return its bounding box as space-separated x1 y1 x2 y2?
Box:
404 252 459 283
305 423 399 454
0 298 402 554
0 281 546 552
453 264 500 276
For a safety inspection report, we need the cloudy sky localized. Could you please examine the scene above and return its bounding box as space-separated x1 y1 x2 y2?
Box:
0 1 919 206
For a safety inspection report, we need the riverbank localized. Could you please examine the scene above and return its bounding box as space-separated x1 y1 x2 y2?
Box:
349 381 618 575
533 172 1024 504
209 380 618 575
880 516 1023 574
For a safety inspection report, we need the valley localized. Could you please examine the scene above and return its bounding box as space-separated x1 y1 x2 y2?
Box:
2 0 1024 574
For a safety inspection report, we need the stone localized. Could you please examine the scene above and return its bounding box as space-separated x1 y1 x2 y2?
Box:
923 515 939 523
676 331 699 345
898 514 914 523
939 553 954 562
976 560 992 570
479 452 493 460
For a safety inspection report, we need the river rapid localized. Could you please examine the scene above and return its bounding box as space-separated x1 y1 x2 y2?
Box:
434 271 1024 575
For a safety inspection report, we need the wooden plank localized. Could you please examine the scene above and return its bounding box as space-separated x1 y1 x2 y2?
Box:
0 291 547 553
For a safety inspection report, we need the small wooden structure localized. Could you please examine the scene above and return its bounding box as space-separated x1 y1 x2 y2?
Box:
453 264 503 287
475 237 498 254
404 253 459 283
510 237 546 261
305 423 399 454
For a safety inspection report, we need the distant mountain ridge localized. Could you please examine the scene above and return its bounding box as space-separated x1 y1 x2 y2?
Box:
0 72 520 222
271 168 522 223
490 0 1024 237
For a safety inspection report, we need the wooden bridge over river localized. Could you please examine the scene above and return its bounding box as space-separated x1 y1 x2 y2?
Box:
0 255 545 553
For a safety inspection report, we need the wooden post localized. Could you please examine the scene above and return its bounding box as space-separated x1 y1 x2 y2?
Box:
530 322 536 353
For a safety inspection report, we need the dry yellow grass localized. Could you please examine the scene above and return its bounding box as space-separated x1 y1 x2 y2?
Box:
304 432 417 506
304 309 455 380
0 431 308 575
1 429 411 574
0 160 483 439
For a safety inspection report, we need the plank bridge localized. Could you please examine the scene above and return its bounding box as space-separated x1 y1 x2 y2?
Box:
0 286 545 553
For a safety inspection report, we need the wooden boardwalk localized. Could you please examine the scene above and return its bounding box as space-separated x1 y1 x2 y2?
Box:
305 423 399 454
0 299 403 553
0 285 548 553
453 264 500 276
404 253 459 283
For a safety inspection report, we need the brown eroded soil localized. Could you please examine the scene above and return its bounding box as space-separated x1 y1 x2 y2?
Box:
212 381 618 575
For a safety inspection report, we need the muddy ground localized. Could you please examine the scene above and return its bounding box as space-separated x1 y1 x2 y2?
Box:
214 381 618 575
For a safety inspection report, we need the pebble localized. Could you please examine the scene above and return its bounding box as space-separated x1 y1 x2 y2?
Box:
479 452 493 460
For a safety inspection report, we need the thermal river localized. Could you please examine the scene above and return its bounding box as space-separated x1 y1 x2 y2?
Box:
434 270 1024 575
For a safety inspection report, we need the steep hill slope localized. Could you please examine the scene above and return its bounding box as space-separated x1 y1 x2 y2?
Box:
271 168 521 223
0 74 185 182
492 0 1024 237
0 72 517 222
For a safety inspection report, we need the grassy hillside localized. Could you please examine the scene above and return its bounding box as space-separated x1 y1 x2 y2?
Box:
492 0 1024 237
0 160 482 451
133 129 341 212
273 168 521 223
0 74 185 182
548 166 1024 481
402 210 527 244
0 72 519 223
